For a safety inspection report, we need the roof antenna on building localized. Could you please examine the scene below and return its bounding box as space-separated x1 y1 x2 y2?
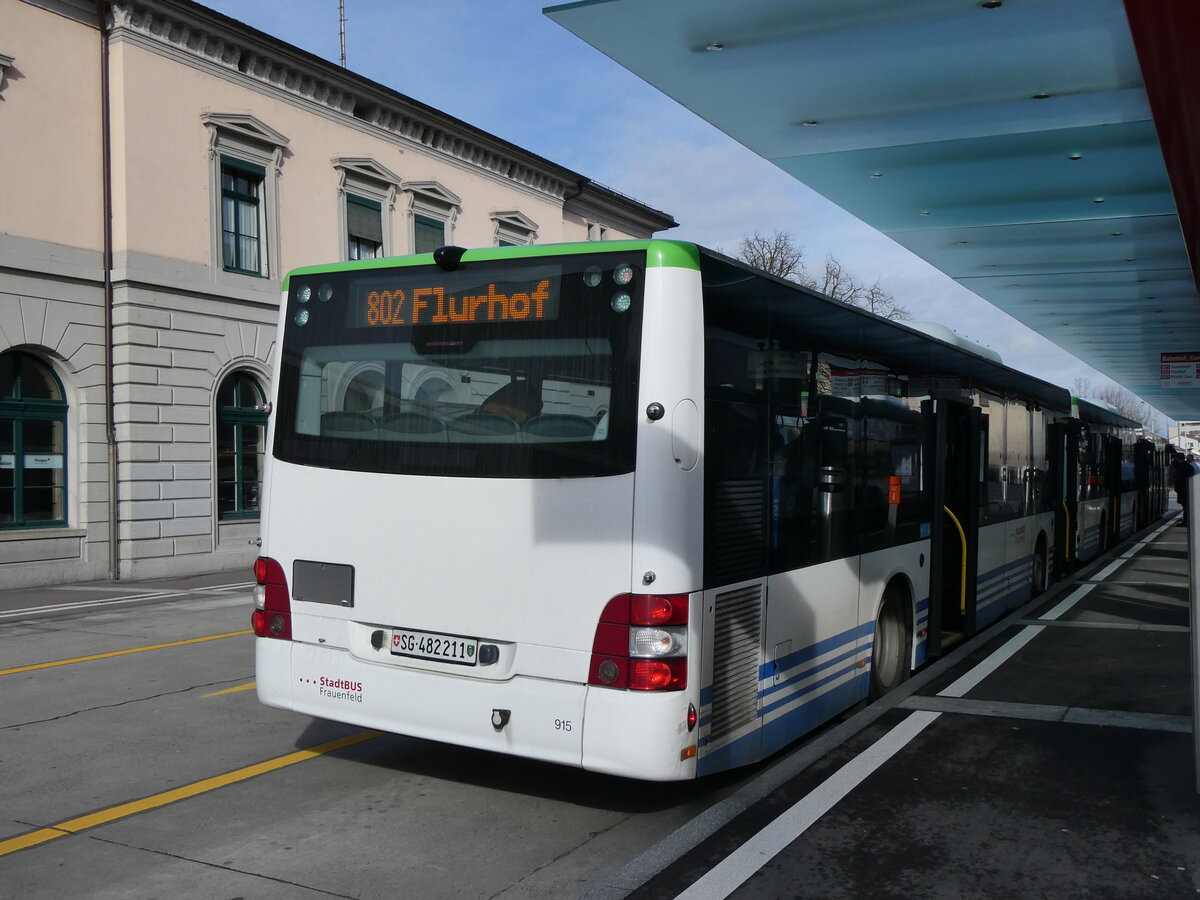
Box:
339 0 347 67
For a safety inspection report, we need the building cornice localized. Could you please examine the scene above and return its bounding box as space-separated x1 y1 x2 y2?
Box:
103 0 623 209
569 182 677 236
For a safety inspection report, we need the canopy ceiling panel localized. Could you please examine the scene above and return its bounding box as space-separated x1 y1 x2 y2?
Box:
547 0 1200 420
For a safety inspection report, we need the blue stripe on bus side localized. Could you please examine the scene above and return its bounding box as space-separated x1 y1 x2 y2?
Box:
756 621 874 683
915 595 931 666
696 672 869 776
697 619 871 710
696 591 939 770
975 554 1033 613
697 621 867 728
1076 527 1100 556
759 656 864 718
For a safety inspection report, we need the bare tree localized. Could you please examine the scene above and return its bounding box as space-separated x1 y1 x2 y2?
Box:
816 254 852 301
1072 377 1161 431
735 231 909 321
736 230 806 283
816 254 909 321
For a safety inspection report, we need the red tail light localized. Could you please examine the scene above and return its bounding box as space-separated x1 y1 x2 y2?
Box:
252 556 292 640
588 593 688 691
631 593 687 625
629 659 687 690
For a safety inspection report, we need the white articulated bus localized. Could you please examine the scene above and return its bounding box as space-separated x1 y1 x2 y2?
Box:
1057 398 1143 565
254 240 1085 780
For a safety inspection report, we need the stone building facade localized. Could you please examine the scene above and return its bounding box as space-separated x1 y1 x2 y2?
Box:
0 0 675 587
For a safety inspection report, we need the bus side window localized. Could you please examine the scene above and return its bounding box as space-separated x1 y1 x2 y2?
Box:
860 398 924 549
771 410 818 570
705 332 766 402
812 395 858 562
704 399 769 585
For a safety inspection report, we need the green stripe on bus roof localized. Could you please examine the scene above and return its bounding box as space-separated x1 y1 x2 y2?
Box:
281 240 700 290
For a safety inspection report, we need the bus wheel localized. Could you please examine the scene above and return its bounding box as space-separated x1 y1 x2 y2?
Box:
871 588 911 698
1032 537 1048 596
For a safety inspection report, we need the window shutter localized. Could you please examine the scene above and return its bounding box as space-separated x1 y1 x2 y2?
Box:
347 195 383 243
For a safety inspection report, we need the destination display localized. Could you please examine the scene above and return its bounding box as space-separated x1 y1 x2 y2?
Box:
1160 351 1200 389
346 266 561 328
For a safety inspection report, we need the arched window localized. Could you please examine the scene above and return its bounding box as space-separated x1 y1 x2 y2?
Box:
1 351 68 529
343 369 385 412
216 372 267 521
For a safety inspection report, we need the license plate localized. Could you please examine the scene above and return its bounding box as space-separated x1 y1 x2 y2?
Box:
390 628 478 666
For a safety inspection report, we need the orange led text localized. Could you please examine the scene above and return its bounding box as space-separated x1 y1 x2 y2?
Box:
365 279 551 326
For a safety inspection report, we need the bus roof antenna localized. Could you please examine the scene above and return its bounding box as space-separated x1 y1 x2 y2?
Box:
433 245 467 271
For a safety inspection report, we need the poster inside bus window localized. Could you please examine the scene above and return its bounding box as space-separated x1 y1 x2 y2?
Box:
338 264 563 328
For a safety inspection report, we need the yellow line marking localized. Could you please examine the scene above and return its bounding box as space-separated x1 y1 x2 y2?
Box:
0 630 254 677
203 682 257 697
0 730 383 857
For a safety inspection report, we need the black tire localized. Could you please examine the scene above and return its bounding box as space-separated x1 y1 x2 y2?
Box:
1032 536 1048 596
870 588 911 698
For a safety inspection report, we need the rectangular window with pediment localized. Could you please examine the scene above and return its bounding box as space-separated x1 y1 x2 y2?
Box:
413 214 445 254
335 159 399 262
221 158 265 275
492 211 538 247
203 113 288 282
405 181 461 255
347 195 383 260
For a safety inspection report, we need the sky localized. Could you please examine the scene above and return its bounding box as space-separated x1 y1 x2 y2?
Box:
200 0 1167 428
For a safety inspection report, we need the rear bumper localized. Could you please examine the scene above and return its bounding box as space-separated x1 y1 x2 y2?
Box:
256 638 699 780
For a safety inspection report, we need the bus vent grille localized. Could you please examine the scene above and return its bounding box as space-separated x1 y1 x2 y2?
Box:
709 584 763 742
705 479 766 586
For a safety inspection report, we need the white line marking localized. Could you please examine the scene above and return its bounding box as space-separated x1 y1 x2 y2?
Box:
0 583 253 620
900 696 1192 733
1040 585 1096 622
674 711 940 900
1078 580 1186 586
51 586 166 593
937 625 1045 698
1019 620 1189 632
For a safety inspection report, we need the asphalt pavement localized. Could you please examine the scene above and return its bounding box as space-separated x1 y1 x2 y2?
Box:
2 517 1196 899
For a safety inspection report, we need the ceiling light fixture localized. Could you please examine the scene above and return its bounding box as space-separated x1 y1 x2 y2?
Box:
705 41 724 51
981 1 1003 7
1032 92 1050 100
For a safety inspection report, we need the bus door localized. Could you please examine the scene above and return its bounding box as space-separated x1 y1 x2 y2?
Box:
1050 420 1080 573
1108 434 1130 542
925 399 981 654
1134 439 1148 530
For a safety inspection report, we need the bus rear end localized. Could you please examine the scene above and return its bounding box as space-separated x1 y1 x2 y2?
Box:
254 242 706 780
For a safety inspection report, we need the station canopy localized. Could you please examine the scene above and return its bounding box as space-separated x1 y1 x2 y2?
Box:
546 0 1200 423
